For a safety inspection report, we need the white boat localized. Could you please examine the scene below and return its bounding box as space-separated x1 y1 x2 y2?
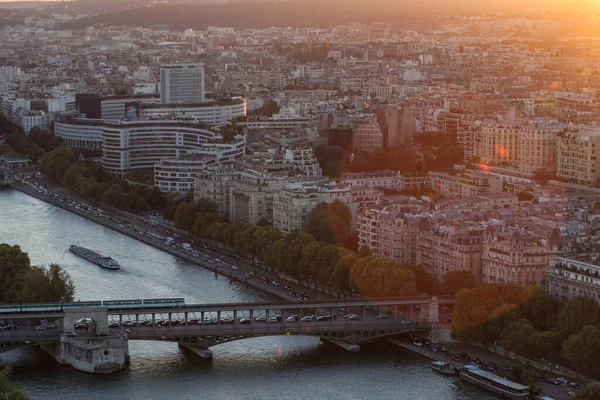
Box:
460 365 530 400
431 361 457 375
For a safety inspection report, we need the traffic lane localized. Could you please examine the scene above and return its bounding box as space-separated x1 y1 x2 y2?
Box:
118 317 419 334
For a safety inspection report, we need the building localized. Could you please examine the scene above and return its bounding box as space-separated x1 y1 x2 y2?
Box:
340 170 401 190
283 147 322 176
419 222 485 282
229 169 294 225
357 207 422 266
139 97 246 124
557 126 600 186
429 171 502 199
545 256 600 303
482 228 560 287
101 120 246 176
14 108 48 133
352 115 383 153
54 114 104 151
160 63 205 104
273 179 352 234
385 103 413 147
75 94 160 119
154 155 216 193
194 165 237 215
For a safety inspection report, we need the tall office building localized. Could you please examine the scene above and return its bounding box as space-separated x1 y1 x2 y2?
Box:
160 63 205 104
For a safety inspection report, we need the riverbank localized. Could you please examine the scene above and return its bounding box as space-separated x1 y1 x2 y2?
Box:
8 181 301 302
385 336 585 400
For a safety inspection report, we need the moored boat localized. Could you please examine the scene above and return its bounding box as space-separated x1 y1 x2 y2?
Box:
431 361 457 375
460 365 529 400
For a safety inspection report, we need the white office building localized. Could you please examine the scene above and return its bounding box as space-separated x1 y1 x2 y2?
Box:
160 63 205 104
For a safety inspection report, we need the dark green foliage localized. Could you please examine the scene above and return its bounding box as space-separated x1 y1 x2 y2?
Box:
0 244 74 304
573 384 600 400
0 366 28 400
562 325 600 372
41 148 167 213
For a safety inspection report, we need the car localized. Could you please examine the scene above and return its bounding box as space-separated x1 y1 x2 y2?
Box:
63 332 77 337
301 315 315 322
271 281 280 286
254 316 267 322
109 322 120 328
401 320 413 325
347 314 360 321
239 318 252 324
220 318 234 324
268 316 279 323
231 265 239 270
286 316 299 322
35 324 56 330
188 319 200 325
568 382 581 389
74 323 88 330
95 332 110 337
316 315 331 322
3 325 17 330
202 318 215 325
76 318 92 324
376 314 388 320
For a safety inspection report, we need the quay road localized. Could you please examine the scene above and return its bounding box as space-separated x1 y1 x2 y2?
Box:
10 179 333 302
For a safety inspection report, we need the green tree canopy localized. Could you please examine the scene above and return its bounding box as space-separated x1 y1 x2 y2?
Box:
558 295 600 337
562 325 600 372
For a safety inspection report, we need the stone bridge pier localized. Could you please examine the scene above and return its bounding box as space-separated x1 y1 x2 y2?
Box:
419 296 439 323
41 308 128 374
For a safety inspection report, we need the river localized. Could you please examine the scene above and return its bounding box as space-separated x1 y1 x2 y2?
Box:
0 188 496 400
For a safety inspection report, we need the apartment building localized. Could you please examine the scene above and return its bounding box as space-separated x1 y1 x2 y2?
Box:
482 228 560 287
160 63 205 104
556 126 600 186
283 147 322 176
229 169 293 225
340 170 401 190
352 115 383 153
273 180 352 234
545 255 600 303
194 165 237 215
418 223 485 282
429 171 502 199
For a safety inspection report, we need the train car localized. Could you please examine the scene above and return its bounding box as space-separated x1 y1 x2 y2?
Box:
141 298 185 308
101 299 144 309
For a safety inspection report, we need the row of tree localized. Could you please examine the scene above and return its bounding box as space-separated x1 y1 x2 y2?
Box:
453 283 600 375
0 243 75 304
167 197 475 298
41 147 167 213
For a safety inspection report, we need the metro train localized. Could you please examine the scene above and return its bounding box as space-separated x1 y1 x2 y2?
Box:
0 298 185 313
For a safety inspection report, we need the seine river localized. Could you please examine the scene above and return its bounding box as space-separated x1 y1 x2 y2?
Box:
0 189 496 400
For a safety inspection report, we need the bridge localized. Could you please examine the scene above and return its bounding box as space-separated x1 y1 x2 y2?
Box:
0 296 453 374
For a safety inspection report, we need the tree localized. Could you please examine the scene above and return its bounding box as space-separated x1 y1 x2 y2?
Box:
502 319 536 357
0 366 28 400
558 295 600 337
530 330 562 358
443 270 476 295
0 244 31 303
562 325 600 372
573 384 600 400
358 245 372 258
41 147 77 182
521 288 563 332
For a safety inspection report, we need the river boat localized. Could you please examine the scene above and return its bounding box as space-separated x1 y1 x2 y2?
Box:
69 245 120 269
460 365 530 400
431 361 457 376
